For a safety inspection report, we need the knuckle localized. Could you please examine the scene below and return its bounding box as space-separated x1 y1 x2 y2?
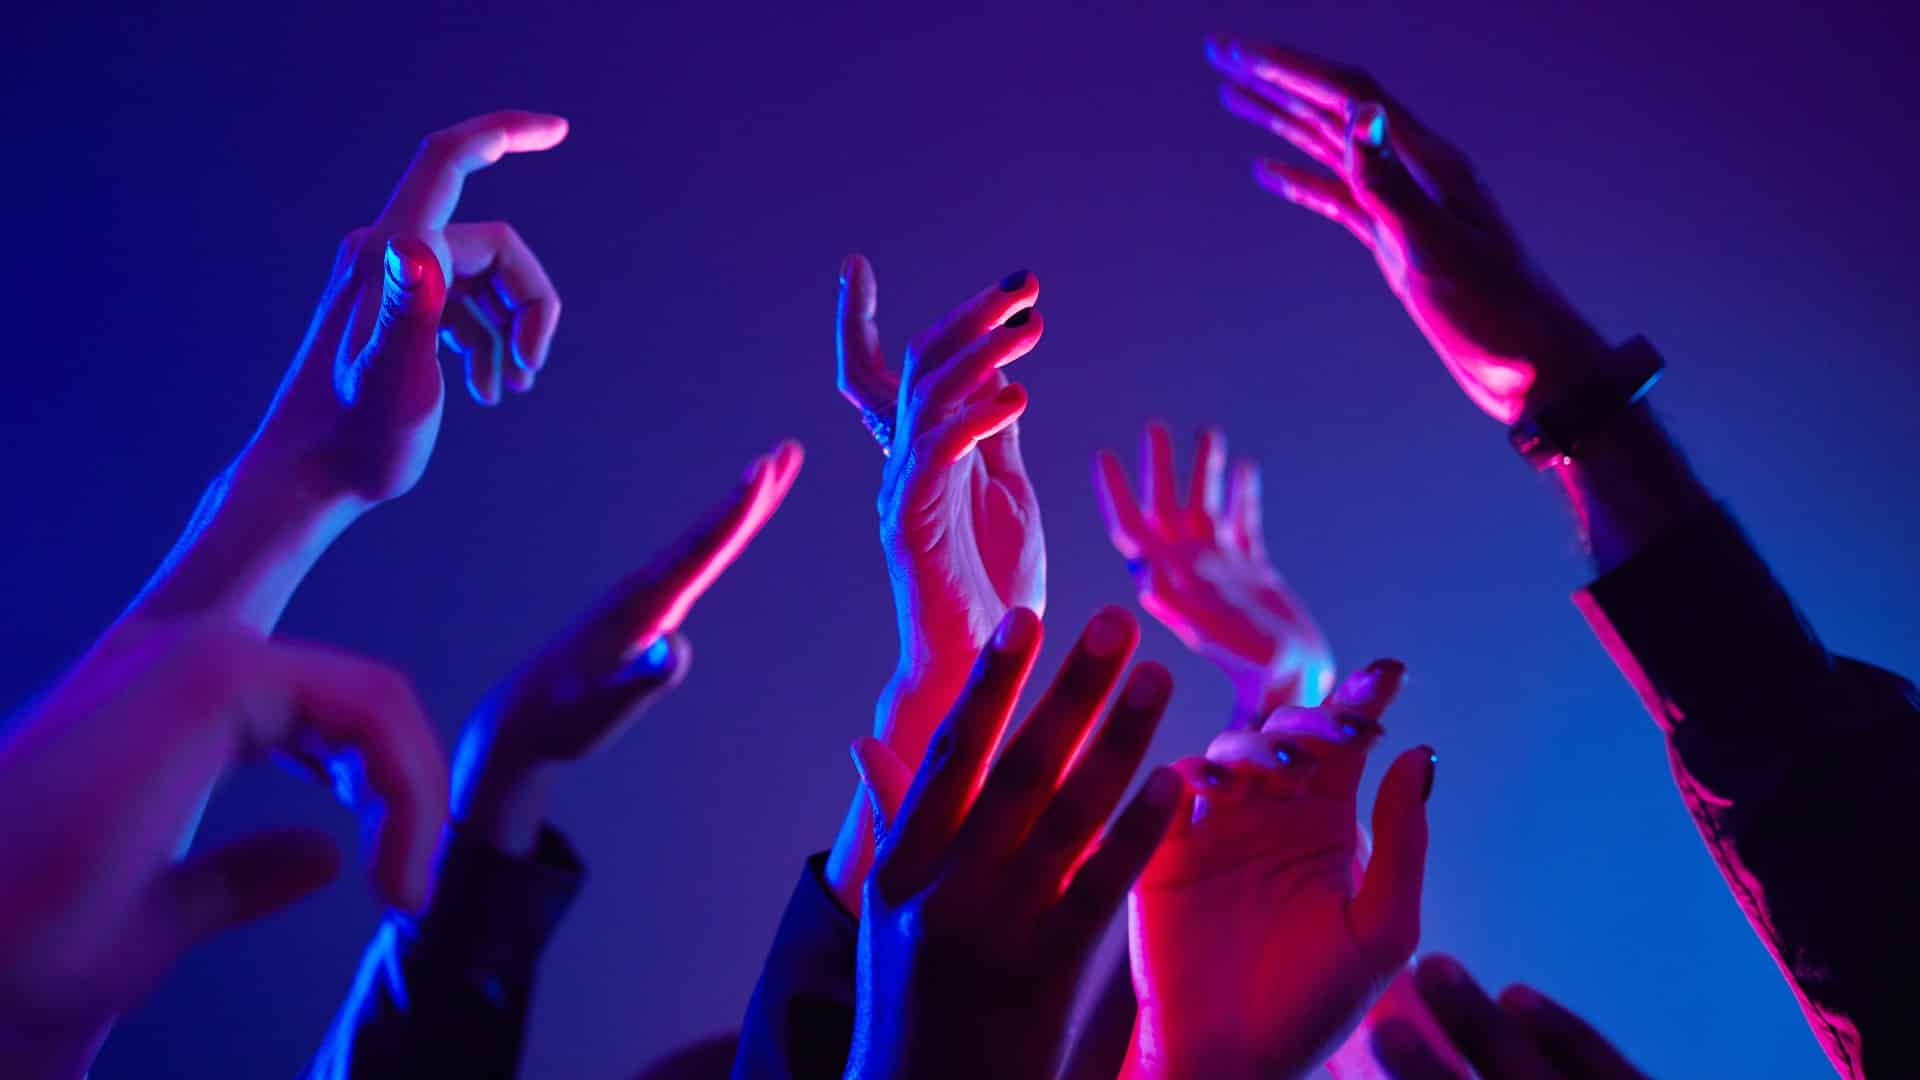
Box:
985 746 1051 798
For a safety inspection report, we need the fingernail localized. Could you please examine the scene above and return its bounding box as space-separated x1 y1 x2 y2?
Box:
848 739 872 785
385 241 424 288
1365 658 1406 679
1352 102 1388 149
1199 761 1231 787
1123 664 1172 709
1427 953 1467 985
633 635 675 676
996 383 1025 404
839 255 856 286
999 269 1030 291
994 608 1036 654
1004 307 1034 329
1420 746 1437 802
1084 609 1131 658
1143 767 1181 810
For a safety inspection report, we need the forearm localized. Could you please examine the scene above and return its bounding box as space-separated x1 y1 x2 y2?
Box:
1552 402 1714 574
824 659 971 913
121 447 364 634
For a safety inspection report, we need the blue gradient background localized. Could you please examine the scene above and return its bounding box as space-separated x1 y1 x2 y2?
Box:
3 2 1916 1076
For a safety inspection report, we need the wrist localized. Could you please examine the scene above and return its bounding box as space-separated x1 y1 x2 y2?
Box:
125 449 366 632
875 654 972 762
450 719 554 857
1552 402 1713 574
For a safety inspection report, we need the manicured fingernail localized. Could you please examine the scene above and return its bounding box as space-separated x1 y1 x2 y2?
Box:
1365 658 1406 678
994 609 1036 654
385 241 424 288
1000 269 1030 291
636 636 674 675
1123 664 1172 709
1143 767 1181 809
1200 761 1230 787
1420 746 1437 802
1084 609 1131 658
1004 307 1034 329
1353 102 1388 149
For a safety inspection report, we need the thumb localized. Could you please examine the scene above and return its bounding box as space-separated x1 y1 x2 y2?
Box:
152 827 343 951
352 235 447 405
850 736 913 840
1346 103 1451 253
1349 745 1435 968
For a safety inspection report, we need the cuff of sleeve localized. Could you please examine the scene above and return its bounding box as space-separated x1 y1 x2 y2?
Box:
405 823 585 970
800 850 859 943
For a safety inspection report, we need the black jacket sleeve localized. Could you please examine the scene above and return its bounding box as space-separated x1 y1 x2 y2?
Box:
732 853 858 1080
1573 504 1920 1080
303 825 584 1080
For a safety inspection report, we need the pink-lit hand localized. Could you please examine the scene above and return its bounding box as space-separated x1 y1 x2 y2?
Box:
847 608 1186 1080
1207 36 1625 425
248 110 568 505
452 441 803 852
1125 661 1434 1079
1095 422 1333 721
0 623 447 1070
836 257 1045 750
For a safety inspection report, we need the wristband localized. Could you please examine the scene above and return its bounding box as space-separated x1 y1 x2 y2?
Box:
1507 336 1666 469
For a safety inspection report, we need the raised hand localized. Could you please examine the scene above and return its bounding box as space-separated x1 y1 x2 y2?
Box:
1374 956 1650 1080
0 622 447 1076
846 607 1186 1080
836 256 1045 713
451 440 803 852
1205 36 1632 425
1095 422 1333 722
1124 661 1434 1079
249 110 568 506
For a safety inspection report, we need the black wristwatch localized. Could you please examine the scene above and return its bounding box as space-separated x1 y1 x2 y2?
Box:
1507 336 1666 469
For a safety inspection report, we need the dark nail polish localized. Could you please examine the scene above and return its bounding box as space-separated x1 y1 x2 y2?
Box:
1336 711 1381 740
1004 308 1033 329
999 269 1030 291
1200 761 1230 787
1272 740 1317 769
1420 746 1437 802
1364 658 1406 677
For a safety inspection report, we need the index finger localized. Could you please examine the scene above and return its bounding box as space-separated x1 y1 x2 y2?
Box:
238 639 450 913
377 110 570 233
875 608 1044 903
575 439 804 674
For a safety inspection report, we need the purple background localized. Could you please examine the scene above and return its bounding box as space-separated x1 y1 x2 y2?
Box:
4 2 1917 1076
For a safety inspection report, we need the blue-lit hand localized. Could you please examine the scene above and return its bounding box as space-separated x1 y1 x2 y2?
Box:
836 256 1046 757
0 622 447 1075
451 440 803 853
248 111 568 507
1095 422 1333 724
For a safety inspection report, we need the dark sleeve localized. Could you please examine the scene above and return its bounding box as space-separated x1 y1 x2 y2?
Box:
303 825 584 1080
731 853 858 1080
1572 504 1920 1080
